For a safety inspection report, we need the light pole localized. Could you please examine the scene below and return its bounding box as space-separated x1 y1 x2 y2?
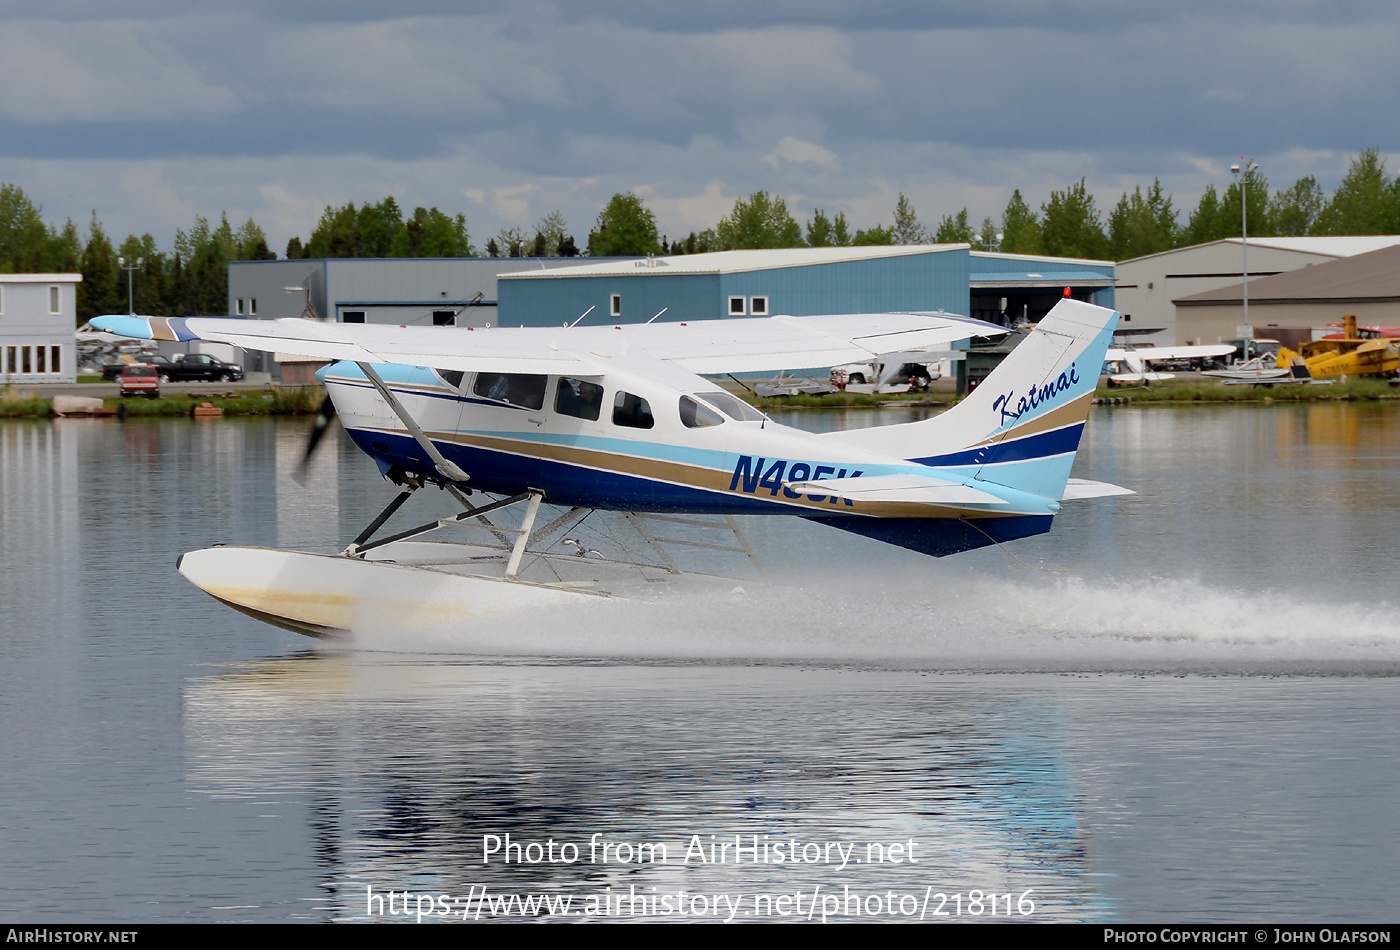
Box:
1230 158 1258 353
117 256 144 315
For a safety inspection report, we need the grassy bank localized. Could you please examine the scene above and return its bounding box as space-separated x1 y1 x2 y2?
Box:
0 386 323 419
1094 378 1400 403
0 396 56 418
740 389 953 411
738 377 1400 410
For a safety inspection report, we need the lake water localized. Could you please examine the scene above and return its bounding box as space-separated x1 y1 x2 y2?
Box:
1 404 1398 922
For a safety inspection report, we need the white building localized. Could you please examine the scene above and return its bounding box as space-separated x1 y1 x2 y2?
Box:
0 274 81 384
1115 237 1400 344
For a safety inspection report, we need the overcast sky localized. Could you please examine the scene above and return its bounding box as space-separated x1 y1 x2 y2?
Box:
3 1 1398 252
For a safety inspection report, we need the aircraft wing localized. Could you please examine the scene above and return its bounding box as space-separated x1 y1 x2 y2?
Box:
1105 344 1236 363
585 312 1007 374
90 311 1006 377
88 315 595 375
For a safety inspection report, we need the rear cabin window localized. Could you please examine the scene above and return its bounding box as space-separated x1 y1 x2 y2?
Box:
679 395 724 428
473 372 547 410
555 378 605 421
612 391 654 429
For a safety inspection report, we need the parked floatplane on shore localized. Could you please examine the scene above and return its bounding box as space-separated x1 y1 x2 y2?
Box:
92 300 1131 639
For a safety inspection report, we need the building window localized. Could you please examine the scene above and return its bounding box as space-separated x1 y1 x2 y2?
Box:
36 347 45 373
236 298 244 315
728 296 746 316
610 294 622 318
49 286 60 314
21 346 31 373
433 310 456 326
51 346 60 374
249 298 257 315
5 347 14 373
750 296 768 316
342 311 366 324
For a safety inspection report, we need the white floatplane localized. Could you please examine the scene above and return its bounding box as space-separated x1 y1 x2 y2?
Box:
1103 342 1238 384
92 299 1132 638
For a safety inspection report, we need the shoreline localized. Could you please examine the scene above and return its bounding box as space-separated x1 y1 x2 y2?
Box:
4 378 1400 420
0 385 322 419
741 377 1400 411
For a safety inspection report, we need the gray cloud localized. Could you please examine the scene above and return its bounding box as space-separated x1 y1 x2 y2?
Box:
1 3 1396 251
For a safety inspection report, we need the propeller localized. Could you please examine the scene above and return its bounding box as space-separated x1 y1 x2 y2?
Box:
294 393 338 486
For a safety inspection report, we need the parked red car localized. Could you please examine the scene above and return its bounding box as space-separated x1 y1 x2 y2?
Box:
118 364 160 398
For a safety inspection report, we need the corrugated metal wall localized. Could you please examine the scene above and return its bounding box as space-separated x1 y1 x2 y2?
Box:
497 248 973 326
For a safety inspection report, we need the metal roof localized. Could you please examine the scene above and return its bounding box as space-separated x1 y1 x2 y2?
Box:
1230 236 1400 257
1120 236 1400 265
970 250 1114 267
970 271 1115 289
0 273 83 282
497 244 969 279
1175 243 1400 305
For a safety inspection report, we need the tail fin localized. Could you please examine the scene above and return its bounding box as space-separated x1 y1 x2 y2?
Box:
823 298 1118 499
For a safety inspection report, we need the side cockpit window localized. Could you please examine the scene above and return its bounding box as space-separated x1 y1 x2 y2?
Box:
556 378 604 421
679 395 724 428
612 391 654 429
474 372 547 410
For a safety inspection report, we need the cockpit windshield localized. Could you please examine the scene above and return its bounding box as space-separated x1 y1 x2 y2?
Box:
694 390 765 422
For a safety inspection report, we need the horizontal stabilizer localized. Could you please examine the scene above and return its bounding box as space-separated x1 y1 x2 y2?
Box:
1060 478 1135 500
784 473 1010 506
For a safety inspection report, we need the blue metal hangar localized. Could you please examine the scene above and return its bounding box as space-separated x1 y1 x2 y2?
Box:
496 245 1115 328
226 246 1114 330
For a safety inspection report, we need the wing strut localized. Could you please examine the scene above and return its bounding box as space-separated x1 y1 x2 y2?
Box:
357 361 471 484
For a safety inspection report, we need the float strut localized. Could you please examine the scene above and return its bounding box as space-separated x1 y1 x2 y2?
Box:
345 487 416 552
504 491 544 579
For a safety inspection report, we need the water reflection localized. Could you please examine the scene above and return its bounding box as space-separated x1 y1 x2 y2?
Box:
4 406 1400 921
185 655 1106 922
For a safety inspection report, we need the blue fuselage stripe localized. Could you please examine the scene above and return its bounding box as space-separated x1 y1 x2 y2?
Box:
912 423 1084 467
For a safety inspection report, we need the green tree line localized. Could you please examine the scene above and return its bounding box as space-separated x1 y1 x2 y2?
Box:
6 149 1400 323
586 148 1400 262
1 184 277 323
285 197 477 259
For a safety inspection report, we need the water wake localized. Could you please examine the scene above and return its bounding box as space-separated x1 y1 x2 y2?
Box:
348 566 1400 673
